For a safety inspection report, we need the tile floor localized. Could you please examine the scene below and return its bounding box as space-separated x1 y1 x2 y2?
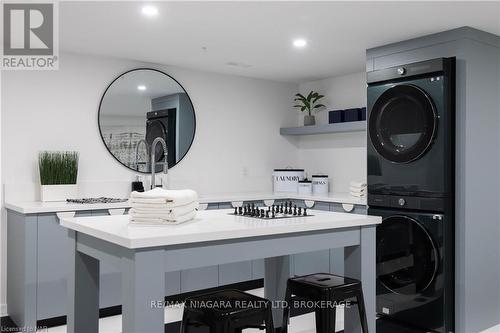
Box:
21 288 500 333
41 288 343 333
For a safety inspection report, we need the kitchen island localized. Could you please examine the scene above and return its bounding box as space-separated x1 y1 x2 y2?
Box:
61 209 380 333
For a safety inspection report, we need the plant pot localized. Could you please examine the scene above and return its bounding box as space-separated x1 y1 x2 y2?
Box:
304 115 316 126
40 184 78 202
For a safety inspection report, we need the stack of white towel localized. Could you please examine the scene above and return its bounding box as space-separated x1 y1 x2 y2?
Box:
129 188 199 225
350 181 367 198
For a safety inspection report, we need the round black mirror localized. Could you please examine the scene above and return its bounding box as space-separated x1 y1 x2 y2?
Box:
98 69 196 173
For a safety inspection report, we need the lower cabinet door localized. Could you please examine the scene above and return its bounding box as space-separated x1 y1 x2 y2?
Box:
36 212 91 320
91 210 122 308
292 250 331 276
180 266 219 293
219 262 252 285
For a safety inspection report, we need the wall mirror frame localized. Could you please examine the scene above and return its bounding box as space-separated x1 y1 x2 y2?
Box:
98 68 196 173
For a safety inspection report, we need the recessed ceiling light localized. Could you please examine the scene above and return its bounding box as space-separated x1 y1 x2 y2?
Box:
141 6 158 17
293 39 307 48
137 85 147 91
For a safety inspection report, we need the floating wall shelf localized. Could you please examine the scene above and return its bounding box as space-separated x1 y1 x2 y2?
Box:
280 121 366 136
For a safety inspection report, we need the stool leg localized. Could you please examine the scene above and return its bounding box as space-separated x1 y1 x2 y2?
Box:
180 310 189 333
315 307 336 333
281 283 292 333
266 304 275 333
209 320 231 333
355 290 369 333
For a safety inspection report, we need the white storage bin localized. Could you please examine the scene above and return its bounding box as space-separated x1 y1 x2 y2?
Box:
273 169 305 193
298 180 312 196
312 175 329 196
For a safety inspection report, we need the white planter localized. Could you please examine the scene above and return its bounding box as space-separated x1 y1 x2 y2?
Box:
40 184 78 202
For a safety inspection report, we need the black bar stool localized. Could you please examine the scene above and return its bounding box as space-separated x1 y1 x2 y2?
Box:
282 273 369 333
180 289 274 333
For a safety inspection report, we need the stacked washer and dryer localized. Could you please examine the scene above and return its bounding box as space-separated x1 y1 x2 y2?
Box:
367 58 455 333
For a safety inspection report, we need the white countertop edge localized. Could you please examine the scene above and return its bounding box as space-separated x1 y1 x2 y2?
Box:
5 192 366 214
60 210 381 249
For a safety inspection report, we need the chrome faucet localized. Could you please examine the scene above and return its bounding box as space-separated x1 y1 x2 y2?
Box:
150 137 168 189
135 139 149 172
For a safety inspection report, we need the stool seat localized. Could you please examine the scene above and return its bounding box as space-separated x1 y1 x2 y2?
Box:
290 273 360 289
283 273 369 333
181 289 274 333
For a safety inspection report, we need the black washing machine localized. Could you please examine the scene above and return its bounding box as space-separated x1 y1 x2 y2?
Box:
367 58 455 333
146 108 176 171
367 58 455 211
369 206 454 333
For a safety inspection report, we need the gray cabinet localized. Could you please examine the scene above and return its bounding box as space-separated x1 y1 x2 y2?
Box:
293 250 331 276
330 203 367 276
331 203 367 215
7 199 369 327
91 210 122 308
252 260 265 279
292 201 331 276
249 201 367 278
36 210 124 319
36 211 91 319
219 261 253 285
178 205 220 292
36 213 71 319
180 266 219 293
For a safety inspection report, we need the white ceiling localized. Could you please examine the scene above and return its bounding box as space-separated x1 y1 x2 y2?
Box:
105 69 185 99
60 1 500 83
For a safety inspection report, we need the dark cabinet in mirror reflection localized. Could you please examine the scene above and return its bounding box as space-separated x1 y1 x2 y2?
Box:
98 68 196 173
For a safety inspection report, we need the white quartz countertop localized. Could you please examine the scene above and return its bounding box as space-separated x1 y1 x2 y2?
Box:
5 192 366 214
4 200 131 214
60 209 381 249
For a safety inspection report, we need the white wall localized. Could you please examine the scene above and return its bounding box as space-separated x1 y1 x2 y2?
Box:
2 53 299 199
0 52 299 314
296 72 367 192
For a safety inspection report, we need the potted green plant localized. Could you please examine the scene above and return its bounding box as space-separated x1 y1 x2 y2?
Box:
294 91 326 126
39 151 79 202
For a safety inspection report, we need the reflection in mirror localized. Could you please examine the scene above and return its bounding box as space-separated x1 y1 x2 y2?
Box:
98 69 196 173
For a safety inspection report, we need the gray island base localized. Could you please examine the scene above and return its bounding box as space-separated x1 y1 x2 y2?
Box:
62 209 380 333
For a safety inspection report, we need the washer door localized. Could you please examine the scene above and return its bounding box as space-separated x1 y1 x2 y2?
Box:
376 215 439 295
146 119 167 163
369 84 437 163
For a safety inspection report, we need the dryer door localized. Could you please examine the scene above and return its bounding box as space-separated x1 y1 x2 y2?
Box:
376 215 439 295
369 84 437 163
146 119 167 172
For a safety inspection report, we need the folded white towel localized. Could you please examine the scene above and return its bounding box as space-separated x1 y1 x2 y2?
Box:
349 186 367 193
130 202 199 220
130 188 198 207
350 181 367 188
131 201 199 213
129 210 197 225
350 191 366 198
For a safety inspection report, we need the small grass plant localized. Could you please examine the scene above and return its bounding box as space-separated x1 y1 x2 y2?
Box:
39 151 79 185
